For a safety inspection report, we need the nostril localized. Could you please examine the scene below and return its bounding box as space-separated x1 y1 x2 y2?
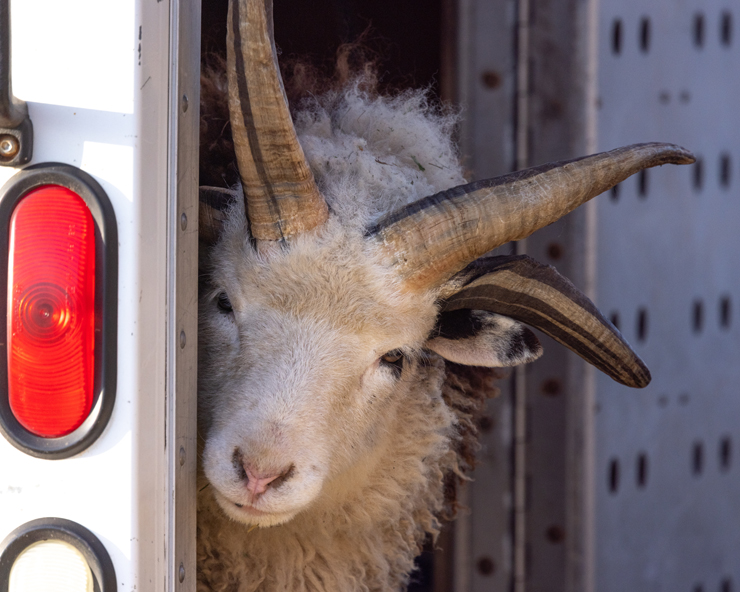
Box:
243 463 295 497
270 464 295 490
232 448 247 481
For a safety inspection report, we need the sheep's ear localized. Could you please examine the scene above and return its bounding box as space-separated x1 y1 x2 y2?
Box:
440 255 651 388
199 186 236 244
426 309 543 367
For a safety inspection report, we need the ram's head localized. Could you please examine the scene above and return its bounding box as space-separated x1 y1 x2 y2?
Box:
198 0 694 528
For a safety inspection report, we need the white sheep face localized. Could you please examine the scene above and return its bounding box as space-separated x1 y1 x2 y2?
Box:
199 218 439 527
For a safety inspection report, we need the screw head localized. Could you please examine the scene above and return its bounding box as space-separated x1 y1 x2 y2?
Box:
180 212 188 230
180 330 186 349
179 445 186 466
181 94 189 113
0 135 19 159
179 563 185 583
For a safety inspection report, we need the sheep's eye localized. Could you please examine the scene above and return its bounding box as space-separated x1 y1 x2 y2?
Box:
379 350 404 377
216 292 233 313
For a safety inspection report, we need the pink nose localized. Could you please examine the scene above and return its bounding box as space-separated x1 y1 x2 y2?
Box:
244 465 290 498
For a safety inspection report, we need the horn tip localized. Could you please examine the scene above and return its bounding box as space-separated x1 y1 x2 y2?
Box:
639 142 696 165
619 364 652 389
667 144 697 165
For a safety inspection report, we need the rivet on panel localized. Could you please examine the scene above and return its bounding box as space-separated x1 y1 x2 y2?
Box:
182 94 189 113
541 378 562 396
179 446 186 466
181 212 188 231
478 415 494 434
476 556 496 576
481 70 502 89
179 563 185 583
180 330 186 349
545 525 565 543
546 242 563 260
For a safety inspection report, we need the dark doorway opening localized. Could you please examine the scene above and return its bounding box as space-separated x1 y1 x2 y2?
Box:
201 0 445 98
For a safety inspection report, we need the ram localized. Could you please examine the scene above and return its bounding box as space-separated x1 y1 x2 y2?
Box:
196 1 694 589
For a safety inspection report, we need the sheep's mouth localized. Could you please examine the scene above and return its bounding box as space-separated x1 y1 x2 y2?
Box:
214 490 300 527
214 489 280 519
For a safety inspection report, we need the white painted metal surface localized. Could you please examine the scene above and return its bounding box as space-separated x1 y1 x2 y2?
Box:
595 2 740 590
0 1 198 590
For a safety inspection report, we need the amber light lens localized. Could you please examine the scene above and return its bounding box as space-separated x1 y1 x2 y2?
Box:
7 185 96 437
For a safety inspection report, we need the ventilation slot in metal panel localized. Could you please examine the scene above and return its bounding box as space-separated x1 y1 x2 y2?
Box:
640 17 651 53
694 13 705 48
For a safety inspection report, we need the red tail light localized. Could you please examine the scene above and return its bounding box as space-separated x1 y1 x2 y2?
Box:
7 185 96 437
0 164 117 458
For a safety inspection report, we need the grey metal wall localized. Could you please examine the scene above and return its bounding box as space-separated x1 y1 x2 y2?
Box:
451 0 518 588
454 0 599 589
594 1 740 590
453 0 738 591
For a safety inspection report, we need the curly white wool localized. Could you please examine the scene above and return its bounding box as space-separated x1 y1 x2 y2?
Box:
294 83 465 228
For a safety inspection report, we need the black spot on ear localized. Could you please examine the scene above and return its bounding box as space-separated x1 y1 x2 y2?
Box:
523 327 541 352
508 330 526 359
506 327 542 362
434 310 486 340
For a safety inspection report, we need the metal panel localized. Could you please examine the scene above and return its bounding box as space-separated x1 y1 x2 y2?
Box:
519 1 599 591
167 0 201 590
594 1 740 590
452 1 599 590
134 0 171 589
452 1 518 591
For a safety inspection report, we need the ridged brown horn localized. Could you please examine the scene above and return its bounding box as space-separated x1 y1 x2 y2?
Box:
227 0 328 242
367 143 695 290
441 255 650 388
